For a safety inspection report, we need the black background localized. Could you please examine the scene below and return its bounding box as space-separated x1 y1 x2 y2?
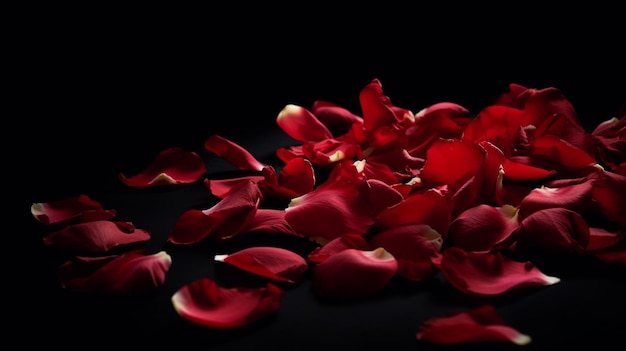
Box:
19 5 626 350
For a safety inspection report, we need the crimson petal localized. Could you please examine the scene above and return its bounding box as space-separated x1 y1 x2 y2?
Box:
215 246 309 284
58 249 171 295
420 138 484 193
446 204 519 252
245 209 300 236
275 104 334 142
43 220 150 253
204 134 266 171
514 208 590 254
308 233 373 264
31 194 116 225
416 304 532 345
119 147 207 187
517 180 593 221
171 278 283 329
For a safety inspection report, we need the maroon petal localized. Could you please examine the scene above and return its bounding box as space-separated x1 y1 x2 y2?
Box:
168 180 262 245
359 78 398 131
308 233 373 264
447 204 519 252
119 147 207 187
591 116 626 170
43 220 150 253
416 304 532 345
517 179 593 221
215 246 309 284
529 135 596 171
420 138 484 193
368 224 442 281
515 208 590 254
312 248 398 300
591 169 626 228
58 249 171 295
276 157 316 196
436 247 560 295
405 102 469 158
245 209 300 236
204 134 266 171
204 176 264 199
276 104 334 142
31 194 116 225
461 105 525 156
311 100 363 136
171 278 284 329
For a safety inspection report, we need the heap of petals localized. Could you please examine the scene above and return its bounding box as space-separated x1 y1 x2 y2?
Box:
34 79 625 345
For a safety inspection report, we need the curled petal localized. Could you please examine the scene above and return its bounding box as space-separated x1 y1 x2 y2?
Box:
119 147 207 187
204 134 266 171
171 278 284 329
311 100 363 136
274 157 315 197
308 233 373 264
420 138 484 193
204 176 264 199
515 208 590 254
245 209 300 236
359 78 398 131
416 304 532 345
276 104 334 142
447 204 519 252
58 249 171 295
529 135 596 171
215 246 309 284
591 169 626 228
168 180 262 245
591 116 626 170
31 194 116 225
518 179 593 221
43 220 150 253
312 248 398 300
406 102 469 158
435 247 560 295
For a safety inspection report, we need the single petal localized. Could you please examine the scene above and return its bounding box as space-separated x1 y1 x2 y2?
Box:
276 104 334 142
119 147 207 187
244 209 300 236
406 102 469 158
171 278 283 329
204 134 266 171
416 304 532 345
215 246 309 284
308 233 373 264
529 135 596 171
461 105 525 156
435 247 560 295
312 247 398 300
43 220 150 253
311 100 363 136
359 78 398 131
591 116 626 170
447 204 519 252
591 169 626 228
31 194 116 225
58 249 171 295
420 138 484 193
204 176 264 199
517 180 593 221
168 180 262 245
514 208 590 254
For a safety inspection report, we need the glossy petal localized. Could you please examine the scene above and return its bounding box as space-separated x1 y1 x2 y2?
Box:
406 102 469 158
274 157 315 197
313 248 398 300
171 278 284 329
461 105 525 156
530 135 596 171
308 233 373 264
369 224 442 281
301 139 363 166
515 208 590 254
215 246 309 284
168 180 262 245
311 100 363 136
276 104 334 142
447 204 519 252
245 209 300 236
517 181 593 221
591 169 626 228
31 194 116 225
359 78 398 131
204 134 266 171
58 249 171 295
435 247 560 295
420 138 484 193
416 304 532 345
119 147 207 187
43 220 150 253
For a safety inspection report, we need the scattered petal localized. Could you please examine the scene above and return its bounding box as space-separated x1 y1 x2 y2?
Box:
308 233 373 264
43 220 150 253
276 104 334 142
215 246 309 283
119 147 207 187
31 194 116 225
204 134 266 171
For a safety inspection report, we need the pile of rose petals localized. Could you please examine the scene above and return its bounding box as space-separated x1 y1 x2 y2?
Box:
34 80 625 346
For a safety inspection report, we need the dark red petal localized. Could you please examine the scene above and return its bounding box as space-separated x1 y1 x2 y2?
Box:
461 105 524 156
245 209 300 236
406 102 469 158
171 278 284 329
43 220 150 253
446 204 518 252
369 224 442 281
168 180 262 245
204 176 264 199
308 233 373 264
517 180 593 221
416 304 532 345
420 138 484 193
215 246 309 284
515 208 590 254
204 134 266 171
591 169 626 228
276 157 315 196
58 249 171 295
301 139 363 166
587 227 626 251
311 100 363 136
119 147 207 187
591 116 626 170
529 135 596 171
312 248 398 300
275 104 334 142
31 194 115 225
436 247 560 295
359 78 398 131
502 158 557 182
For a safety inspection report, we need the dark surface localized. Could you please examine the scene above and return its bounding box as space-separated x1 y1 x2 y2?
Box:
22 8 626 350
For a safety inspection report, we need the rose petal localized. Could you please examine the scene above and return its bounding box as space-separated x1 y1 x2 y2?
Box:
276 104 334 142
514 208 590 254
359 78 399 131
312 247 398 300
204 134 266 171
406 102 469 158
517 179 593 222
311 100 363 136
416 304 532 345
435 247 560 295
31 194 116 225
119 147 207 187
204 176 264 199
420 138 484 193
591 116 626 170
308 233 373 264
529 135 596 171
43 220 150 253
244 209 300 236
447 204 519 252
215 246 309 283
171 278 283 329
58 249 171 295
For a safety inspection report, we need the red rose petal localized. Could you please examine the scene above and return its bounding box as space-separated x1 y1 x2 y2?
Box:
215 246 309 284
204 134 266 171
435 247 560 295
529 135 596 171
31 194 116 225
514 208 590 254
517 180 593 221
591 116 626 170
58 249 171 295
311 100 363 136
405 102 469 158
447 204 519 252
171 278 284 329
275 104 334 142
204 176 264 199
359 78 399 132
168 180 262 245
119 147 207 187
420 138 484 193
416 304 532 345
308 233 374 264
312 247 398 300
461 105 525 156
43 220 150 253
244 209 300 236
591 169 626 228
